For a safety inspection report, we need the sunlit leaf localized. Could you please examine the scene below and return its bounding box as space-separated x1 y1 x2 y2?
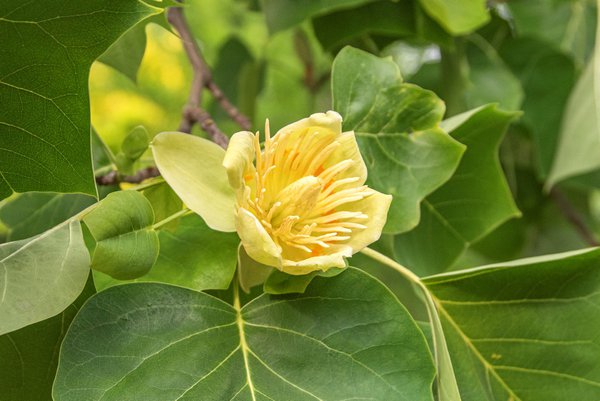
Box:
151 132 236 232
0 276 95 401
0 221 89 335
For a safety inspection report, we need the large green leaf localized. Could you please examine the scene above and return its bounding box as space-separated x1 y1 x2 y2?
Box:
262 0 376 34
359 246 462 401
423 248 600 400
0 221 89 335
54 268 435 401
83 191 159 280
394 105 520 276
332 46 465 234
0 276 95 401
0 192 95 241
0 0 161 200
94 214 239 292
418 0 489 35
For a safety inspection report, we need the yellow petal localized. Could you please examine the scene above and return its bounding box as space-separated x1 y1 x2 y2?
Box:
281 249 349 275
223 131 255 190
151 132 236 232
345 191 393 253
275 110 342 138
236 207 282 268
325 130 368 184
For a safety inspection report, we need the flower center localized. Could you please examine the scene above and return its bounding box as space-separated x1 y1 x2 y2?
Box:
240 123 373 259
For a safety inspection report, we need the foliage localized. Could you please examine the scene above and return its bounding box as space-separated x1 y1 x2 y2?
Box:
2 0 600 400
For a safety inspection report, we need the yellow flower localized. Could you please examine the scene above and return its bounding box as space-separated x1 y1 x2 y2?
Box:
223 111 392 275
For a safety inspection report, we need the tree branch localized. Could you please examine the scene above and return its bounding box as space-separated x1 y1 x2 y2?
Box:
167 6 251 134
96 4 251 185
95 167 160 186
550 187 599 247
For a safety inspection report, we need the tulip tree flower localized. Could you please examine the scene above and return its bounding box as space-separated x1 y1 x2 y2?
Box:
152 111 392 275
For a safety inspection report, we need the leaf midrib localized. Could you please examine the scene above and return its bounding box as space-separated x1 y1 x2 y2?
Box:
434 296 523 401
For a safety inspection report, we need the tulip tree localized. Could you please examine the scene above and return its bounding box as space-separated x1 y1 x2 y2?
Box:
2 1 600 400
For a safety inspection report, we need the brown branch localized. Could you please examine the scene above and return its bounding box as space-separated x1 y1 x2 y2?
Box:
184 106 229 148
550 187 600 247
167 6 251 134
95 167 160 186
96 4 250 186
205 81 252 130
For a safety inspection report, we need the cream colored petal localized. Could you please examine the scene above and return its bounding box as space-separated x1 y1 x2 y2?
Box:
237 207 282 268
281 249 349 275
274 110 343 138
345 191 393 253
151 132 236 232
223 131 255 190
324 131 368 185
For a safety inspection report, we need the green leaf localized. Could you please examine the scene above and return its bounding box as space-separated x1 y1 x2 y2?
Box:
94 214 239 292
464 36 523 112
394 105 521 276
548 58 600 185
263 270 319 295
332 46 465 234
97 14 167 82
359 246 462 401
418 0 489 35
312 1 453 51
0 276 95 401
547 4 600 185
54 268 435 401
83 191 159 280
263 267 344 295
141 181 183 230
509 0 596 65
121 125 150 160
312 1 415 50
423 248 600 400
0 221 89 335
262 0 377 34
0 0 161 200
151 132 236 232
500 37 577 176
0 192 95 241
238 245 274 293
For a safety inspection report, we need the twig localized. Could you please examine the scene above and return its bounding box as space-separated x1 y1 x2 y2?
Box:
184 107 230 148
95 167 160 186
167 6 251 134
97 4 250 185
205 80 252 130
550 187 600 247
